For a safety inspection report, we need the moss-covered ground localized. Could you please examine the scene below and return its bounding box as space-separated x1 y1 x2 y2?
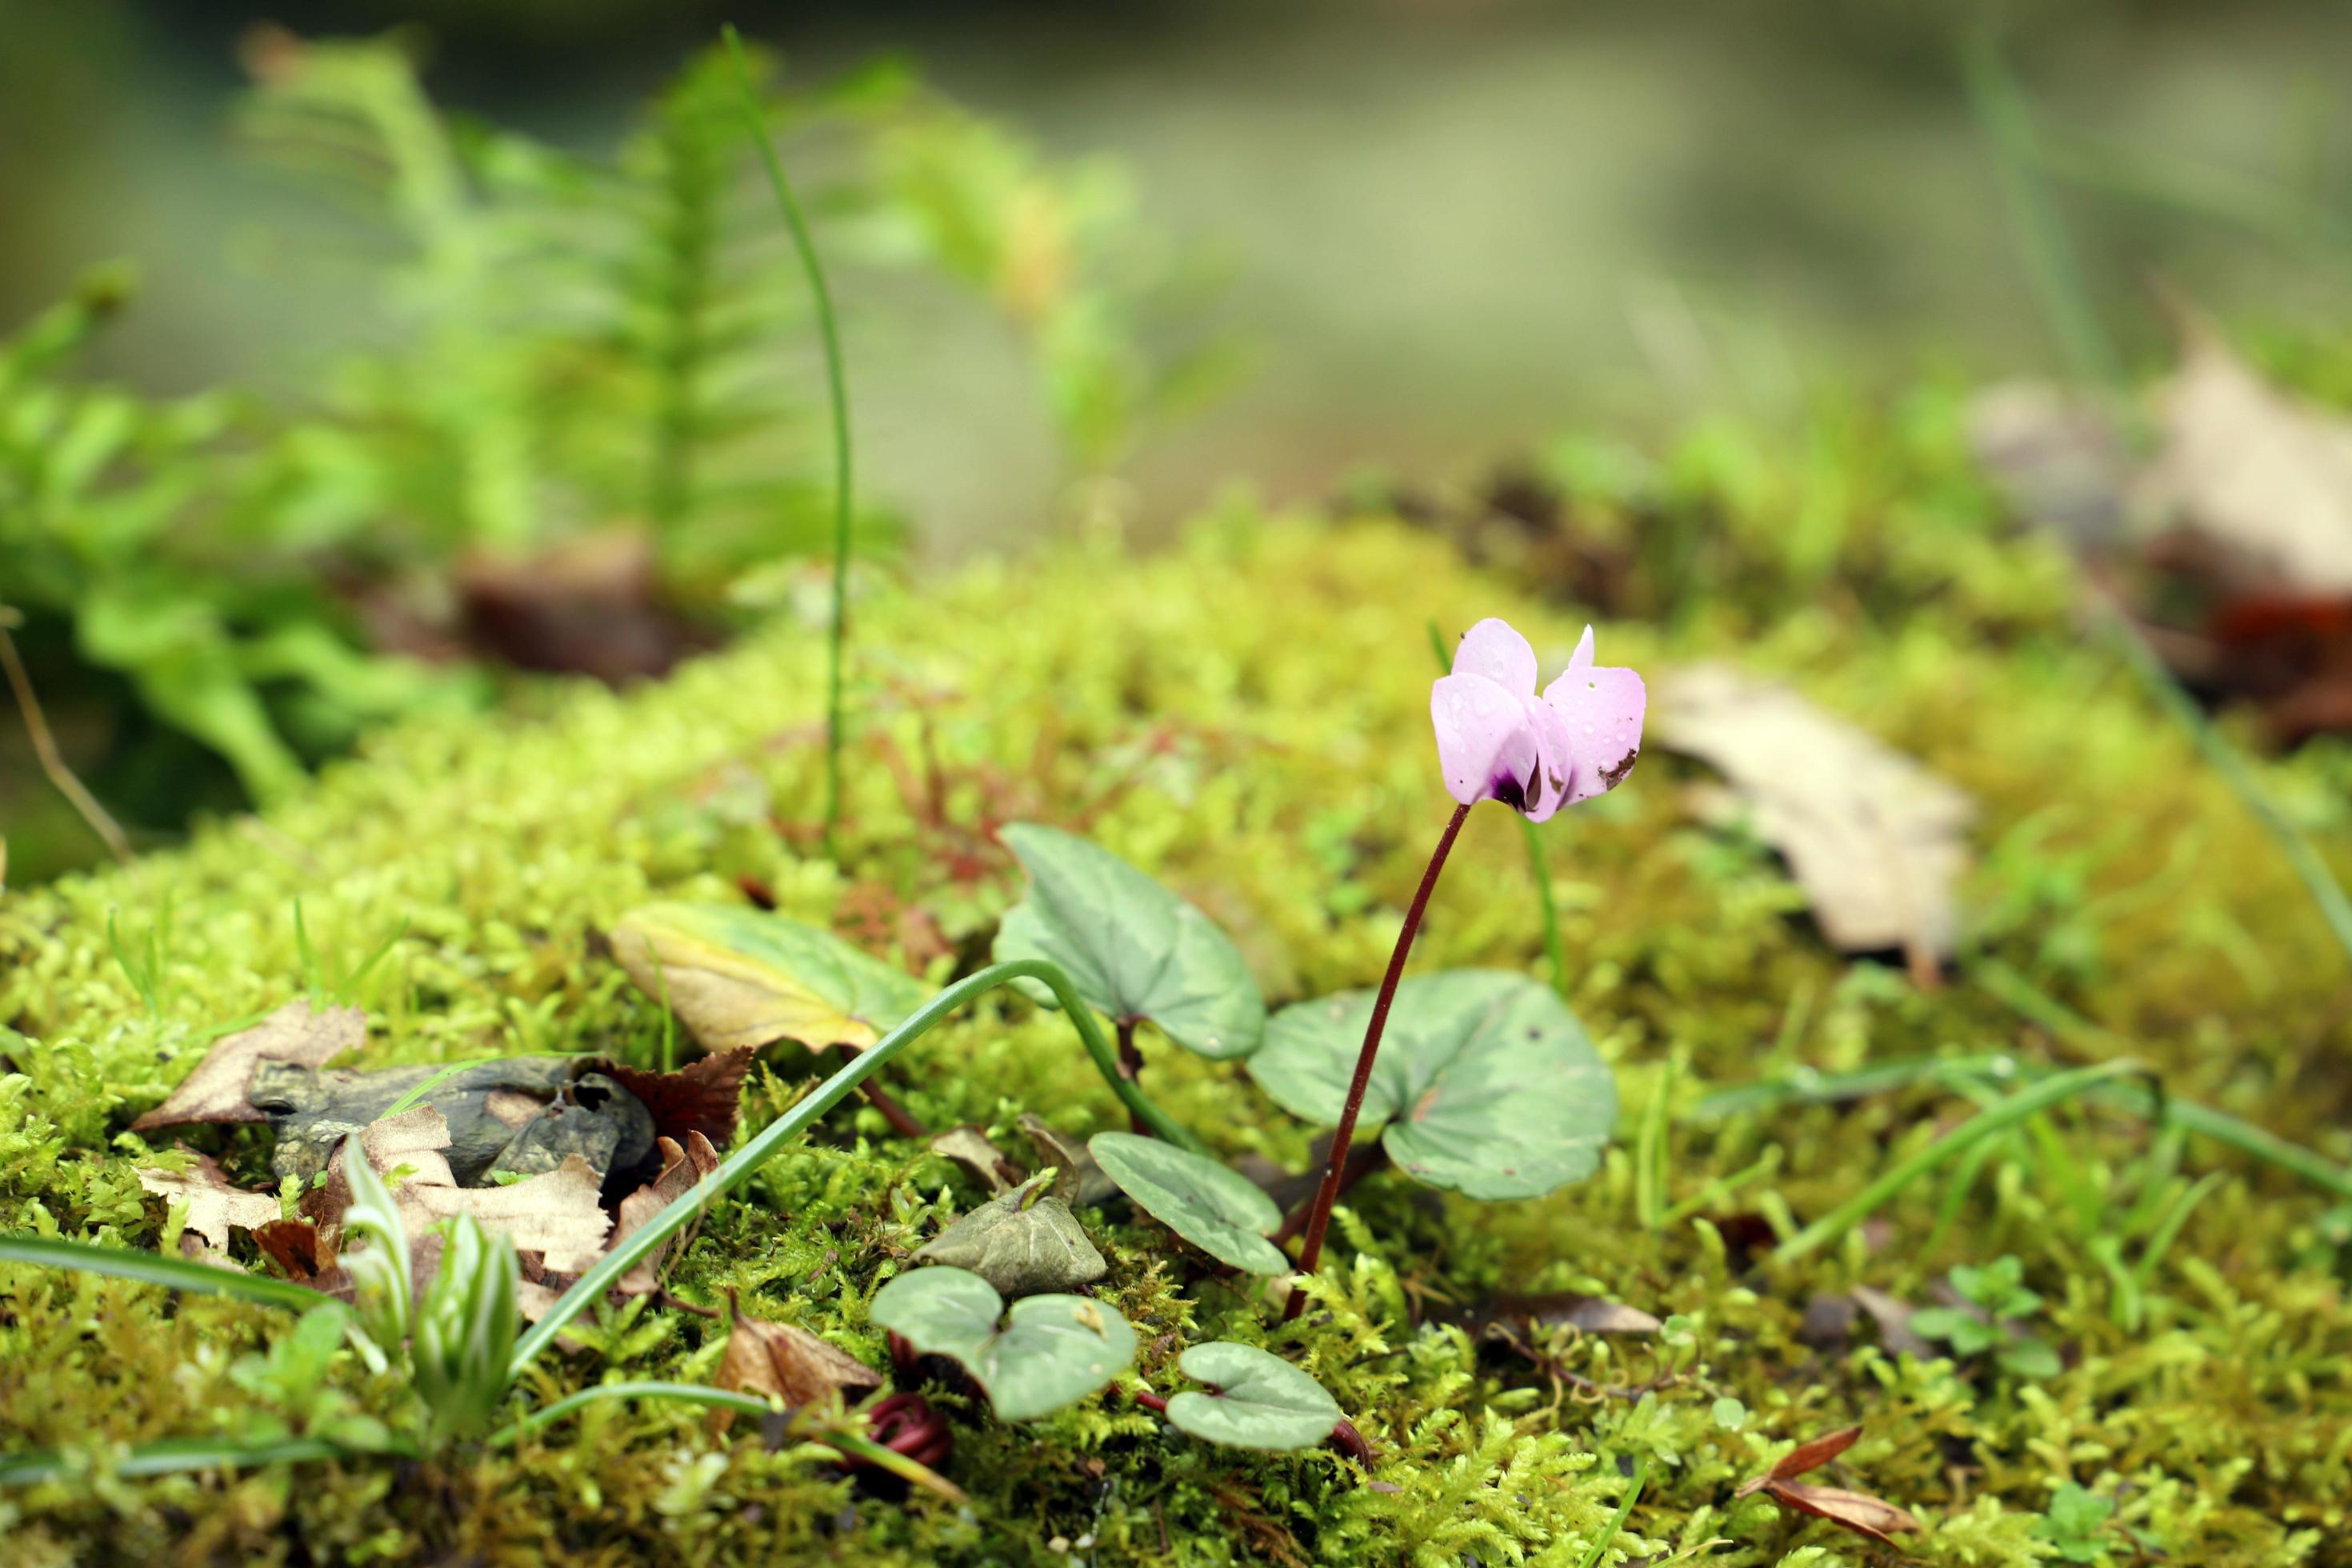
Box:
3 387 2350 1564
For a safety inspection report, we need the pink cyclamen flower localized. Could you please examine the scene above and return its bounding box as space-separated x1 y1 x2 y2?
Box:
1431 618 1646 822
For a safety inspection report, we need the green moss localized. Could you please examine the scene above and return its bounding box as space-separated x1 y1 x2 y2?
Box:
3 390 2350 1563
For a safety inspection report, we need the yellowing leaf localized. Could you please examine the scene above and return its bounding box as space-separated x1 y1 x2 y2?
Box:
610 902 928 1054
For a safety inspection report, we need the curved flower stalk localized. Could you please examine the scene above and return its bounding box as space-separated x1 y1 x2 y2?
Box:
1284 618 1645 1322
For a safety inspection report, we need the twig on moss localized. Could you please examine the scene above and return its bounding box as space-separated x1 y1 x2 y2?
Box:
0 616 131 864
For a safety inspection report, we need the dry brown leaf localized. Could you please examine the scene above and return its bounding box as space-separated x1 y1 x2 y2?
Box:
251 1217 348 1294
930 1125 1021 1194
600 1047 757 1154
612 1131 722 1294
1734 1424 1918 1546
1755 1480 1922 1548
326 1106 611 1276
2146 318 2352 595
1452 1291 1661 1338
1656 666 1974 968
132 1000 364 1131
136 1150 281 1258
711 1289 882 1432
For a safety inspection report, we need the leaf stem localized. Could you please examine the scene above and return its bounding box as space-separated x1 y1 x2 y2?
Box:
723 26 853 862
493 1380 966 1501
1283 802 1471 1322
1770 1058 2144 1265
510 958 1202 1375
1116 1018 1148 1135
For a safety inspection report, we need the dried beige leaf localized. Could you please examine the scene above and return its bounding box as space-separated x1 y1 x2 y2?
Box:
710 1290 882 1431
132 1000 365 1131
137 1150 282 1258
326 1106 611 1277
2146 318 2352 594
930 1125 1020 1194
1656 666 1974 966
612 1131 722 1294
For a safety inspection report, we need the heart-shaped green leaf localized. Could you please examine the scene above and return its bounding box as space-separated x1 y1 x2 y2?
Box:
610 902 929 1054
914 1172 1107 1296
993 825 1264 1060
1246 971 1614 1201
1163 1342 1341 1450
1087 1132 1288 1274
869 1266 1137 1422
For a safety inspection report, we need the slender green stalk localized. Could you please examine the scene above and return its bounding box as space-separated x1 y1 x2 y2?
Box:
1771 1059 2145 1265
2098 602 2352 970
1426 619 1568 993
724 26 854 861
494 1381 774 1447
1634 1058 1674 1230
0 1235 327 1312
1963 31 2123 391
494 1381 963 1501
511 958 1201 1375
0 1433 414 1488
1574 1454 1648 1568
1658 1147 1778 1228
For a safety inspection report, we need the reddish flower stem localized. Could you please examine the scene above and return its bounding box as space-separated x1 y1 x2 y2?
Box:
1283 802 1472 1323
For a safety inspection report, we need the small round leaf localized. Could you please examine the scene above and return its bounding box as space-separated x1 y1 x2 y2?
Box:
1247 970 1614 1201
993 825 1264 1060
870 1266 1137 1422
1088 1132 1289 1274
1163 1342 1341 1450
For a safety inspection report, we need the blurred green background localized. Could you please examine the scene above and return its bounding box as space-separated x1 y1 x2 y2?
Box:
10 1 2350 543
5 0 2352 882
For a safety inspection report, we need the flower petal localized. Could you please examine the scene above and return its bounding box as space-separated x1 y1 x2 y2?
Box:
1451 618 1538 694
1432 673 1537 808
1565 625 1596 673
1542 654 1647 804
1518 694 1575 823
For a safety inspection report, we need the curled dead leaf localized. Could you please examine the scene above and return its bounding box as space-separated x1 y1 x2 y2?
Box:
1018 1114 1118 1206
914 1172 1106 1297
132 1000 364 1132
612 1131 722 1294
930 1125 1022 1194
712 1290 882 1433
1736 1425 1921 1549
